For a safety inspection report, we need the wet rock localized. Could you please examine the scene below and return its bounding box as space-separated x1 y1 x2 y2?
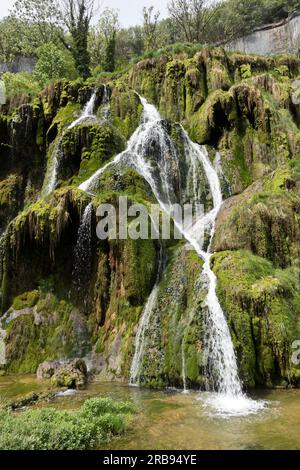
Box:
6 391 56 411
37 359 88 390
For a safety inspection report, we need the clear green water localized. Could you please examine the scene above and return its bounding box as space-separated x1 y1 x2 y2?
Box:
0 376 300 450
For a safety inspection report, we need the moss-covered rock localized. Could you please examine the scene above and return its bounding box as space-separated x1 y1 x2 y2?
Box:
4 292 91 374
132 246 205 389
212 250 300 388
213 170 300 268
110 83 143 139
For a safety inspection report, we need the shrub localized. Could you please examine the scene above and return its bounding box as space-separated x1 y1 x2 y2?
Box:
0 397 135 450
2 72 40 100
34 43 77 86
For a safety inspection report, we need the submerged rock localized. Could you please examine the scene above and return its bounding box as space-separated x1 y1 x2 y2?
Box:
6 390 57 410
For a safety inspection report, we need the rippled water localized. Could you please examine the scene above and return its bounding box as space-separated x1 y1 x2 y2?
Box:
0 377 299 450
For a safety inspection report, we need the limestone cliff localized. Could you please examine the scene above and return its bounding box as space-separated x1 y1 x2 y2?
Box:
1 47 300 389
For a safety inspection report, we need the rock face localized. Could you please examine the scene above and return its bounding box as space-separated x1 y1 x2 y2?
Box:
226 12 300 56
37 359 88 389
1 48 300 389
0 55 37 74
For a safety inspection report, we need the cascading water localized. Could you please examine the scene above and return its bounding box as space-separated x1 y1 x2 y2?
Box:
72 202 93 301
79 95 264 415
44 88 111 196
68 91 97 129
45 139 64 195
101 86 110 121
79 95 161 193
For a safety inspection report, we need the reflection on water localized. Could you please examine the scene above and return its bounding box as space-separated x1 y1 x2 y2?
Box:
0 376 299 450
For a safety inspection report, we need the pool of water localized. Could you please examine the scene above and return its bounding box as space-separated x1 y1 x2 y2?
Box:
0 376 299 450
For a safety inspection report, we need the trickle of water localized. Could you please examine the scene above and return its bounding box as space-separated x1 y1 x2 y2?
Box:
181 340 188 394
79 95 264 415
129 242 164 386
101 86 111 121
72 202 93 301
45 138 63 195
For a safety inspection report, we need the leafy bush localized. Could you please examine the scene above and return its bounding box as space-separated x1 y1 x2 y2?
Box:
34 43 77 86
2 72 40 100
0 397 135 450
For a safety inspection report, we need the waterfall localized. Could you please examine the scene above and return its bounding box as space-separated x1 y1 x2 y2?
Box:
68 91 97 129
129 242 164 386
79 95 161 193
72 202 93 301
181 340 188 393
101 85 110 121
79 95 263 415
44 91 100 196
45 138 64 195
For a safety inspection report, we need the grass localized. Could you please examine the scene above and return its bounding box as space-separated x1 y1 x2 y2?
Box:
0 397 135 450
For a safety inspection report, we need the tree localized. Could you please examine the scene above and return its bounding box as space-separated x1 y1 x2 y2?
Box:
168 0 218 43
33 42 76 85
89 7 119 72
103 32 116 72
142 6 160 51
11 0 62 45
11 0 95 79
62 0 95 79
98 8 119 72
0 16 35 62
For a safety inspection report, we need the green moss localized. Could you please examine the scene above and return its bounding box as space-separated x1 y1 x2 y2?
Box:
189 89 234 144
5 291 91 374
213 171 300 268
61 123 126 186
207 58 232 92
12 291 40 311
289 153 300 178
134 247 205 388
47 102 81 137
110 84 143 139
122 238 157 305
0 176 22 207
212 250 300 387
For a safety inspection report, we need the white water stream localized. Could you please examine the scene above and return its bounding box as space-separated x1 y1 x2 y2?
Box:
45 87 110 195
72 202 93 297
79 95 265 416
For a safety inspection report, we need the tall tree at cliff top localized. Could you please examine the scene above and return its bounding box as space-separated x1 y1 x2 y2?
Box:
168 0 219 43
62 0 95 79
142 6 160 51
100 8 120 73
11 0 95 79
12 0 62 44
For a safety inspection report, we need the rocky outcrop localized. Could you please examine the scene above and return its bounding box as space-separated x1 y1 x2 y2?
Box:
37 359 88 389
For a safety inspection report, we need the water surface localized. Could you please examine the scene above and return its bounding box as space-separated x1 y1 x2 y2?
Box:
0 376 299 450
